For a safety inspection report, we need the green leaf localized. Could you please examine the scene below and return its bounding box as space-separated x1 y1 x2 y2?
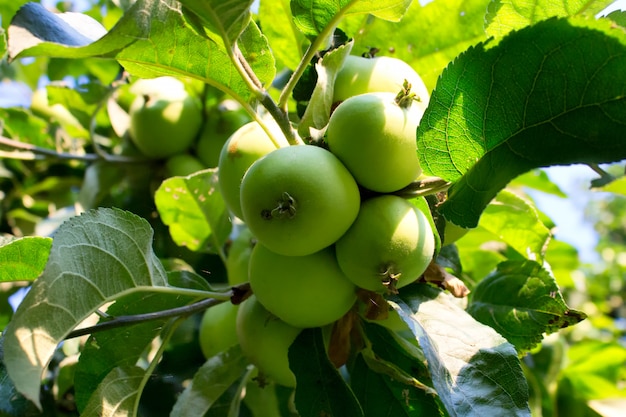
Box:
478 189 552 262
418 17 626 228
597 174 626 196
297 41 353 139
391 284 531 417
170 345 249 417
0 339 41 417
2 208 168 408
0 236 51 282
154 169 231 253
73 277 208 412
342 0 489 91
8 0 275 102
258 0 306 70
289 327 364 417
351 322 444 416
0 108 56 150
80 366 145 417
485 0 615 38
350 353 443 417
509 169 567 198
291 0 412 37
177 0 254 48
467 260 587 354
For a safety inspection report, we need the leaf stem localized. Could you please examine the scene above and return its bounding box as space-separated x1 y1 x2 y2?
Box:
65 283 251 339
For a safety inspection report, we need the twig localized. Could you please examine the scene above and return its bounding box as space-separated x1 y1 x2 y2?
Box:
65 280 253 340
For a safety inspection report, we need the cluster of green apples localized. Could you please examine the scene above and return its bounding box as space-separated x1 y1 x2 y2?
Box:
125 76 250 177
199 55 438 387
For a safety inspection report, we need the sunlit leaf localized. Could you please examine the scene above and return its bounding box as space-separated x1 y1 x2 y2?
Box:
177 0 254 48
154 169 231 253
467 260 587 353
418 17 626 228
0 236 51 282
485 0 615 38
8 0 275 102
478 189 552 261
342 0 488 91
391 284 531 416
2 208 168 407
509 169 567 198
291 0 412 37
258 0 306 70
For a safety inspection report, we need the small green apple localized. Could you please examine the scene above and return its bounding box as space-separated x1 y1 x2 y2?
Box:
128 77 203 159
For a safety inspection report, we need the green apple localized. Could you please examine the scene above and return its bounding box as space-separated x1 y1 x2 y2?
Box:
335 195 436 293
326 91 424 193
165 153 206 177
217 120 287 220
236 295 301 387
249 243 357 328
198 301 239 359
239 145 360 257
333 55 430 111
128 77 203 159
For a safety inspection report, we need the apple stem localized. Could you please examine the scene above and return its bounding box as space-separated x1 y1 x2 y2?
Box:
395 80 419 109
262 192 298 220
379 264 401 294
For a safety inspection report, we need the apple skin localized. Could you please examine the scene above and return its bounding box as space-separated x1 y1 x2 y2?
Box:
326 92 424 193
165 153 206 177
198 301 239 359
333 55 430 111
249 243 357 328
225 225 255 285
239 145 360 257
236 295 301 387
335 195 436 293
217 121 287 220
128 77 203 159
196 101 252 168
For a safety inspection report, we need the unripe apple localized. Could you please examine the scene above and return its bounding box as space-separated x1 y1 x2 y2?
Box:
128 77 203 159
236 295 301 387
335 195 436 293
333 55 429 111
217 120 288 220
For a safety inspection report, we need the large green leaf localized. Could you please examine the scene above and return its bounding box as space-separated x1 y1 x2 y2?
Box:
0 236 51 282
154 169 231 253
467 260 586 354
2 208 168 408
289 327 364 417
7 0 275 101
391 284 531 416
291 0 412 37
485 0 615 37
418 17 626 228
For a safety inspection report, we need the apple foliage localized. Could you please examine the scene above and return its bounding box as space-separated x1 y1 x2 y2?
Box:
0 0 625 416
